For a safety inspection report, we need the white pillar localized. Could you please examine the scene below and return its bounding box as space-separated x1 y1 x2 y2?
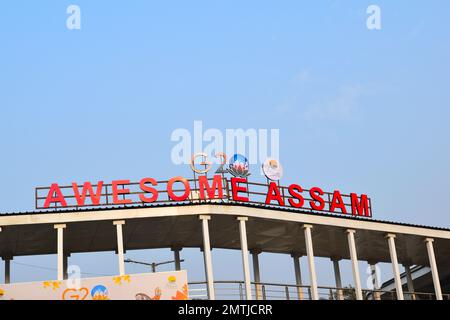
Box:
404 265 415 300
172 248 182 271
238 217 252 300
200 215 215 300
386 234 404 300
332 258 343 300
113 220 126 276
54 224 66 281
346 229 363 300
425 238 442 300
370 263 381 300
291 254 304 300
303 224 318 300
251 250 262 300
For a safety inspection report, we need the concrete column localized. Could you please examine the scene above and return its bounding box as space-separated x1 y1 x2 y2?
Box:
251 250 262 300
113 220 126 276
54 224 66 281
424 238 442 300
346 229 363 300
303 224 318 300
172 248 182 271
200 215 215 300
237 217 252 300
291 254 304 300
404 265 416 300
369 263 381 300
386 234 404 300
331 258 343 300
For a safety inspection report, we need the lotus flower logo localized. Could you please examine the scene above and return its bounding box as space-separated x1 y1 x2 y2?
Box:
91 285 109 300
228 154 250 178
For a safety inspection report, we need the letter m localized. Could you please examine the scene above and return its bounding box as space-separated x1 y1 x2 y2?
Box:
198 175 223 200
350 193 371 217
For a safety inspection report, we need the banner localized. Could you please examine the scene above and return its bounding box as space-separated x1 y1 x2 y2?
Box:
0 271 188 300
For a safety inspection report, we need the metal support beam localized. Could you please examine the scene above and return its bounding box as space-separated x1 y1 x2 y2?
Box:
172 248 182 271
386 234 404 300
331 258 343 300
237 217 252 300
113 220 126 276
54 224 66 281
346 229 363 300
291 254 304 300
424 238 442 300
404 265 416 300
303 224 318 300
251 250 262 300
63 253 70 280
2 256 12 284
200 215 215 300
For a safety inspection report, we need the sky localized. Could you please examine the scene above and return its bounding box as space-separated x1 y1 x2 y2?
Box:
0 1 449 299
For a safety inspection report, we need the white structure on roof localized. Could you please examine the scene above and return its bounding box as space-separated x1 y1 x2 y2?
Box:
0 204 449 300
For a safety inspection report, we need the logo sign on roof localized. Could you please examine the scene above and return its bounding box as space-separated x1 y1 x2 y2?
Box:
262 158 283 181
228 154 251 178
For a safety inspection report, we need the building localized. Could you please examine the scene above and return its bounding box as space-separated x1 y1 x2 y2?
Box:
1 187 449 299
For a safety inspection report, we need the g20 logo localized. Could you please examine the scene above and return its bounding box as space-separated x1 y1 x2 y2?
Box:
191 152 283 180
190 153 251 178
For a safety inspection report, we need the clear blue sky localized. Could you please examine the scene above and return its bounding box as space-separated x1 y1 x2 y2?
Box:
1 1 449 297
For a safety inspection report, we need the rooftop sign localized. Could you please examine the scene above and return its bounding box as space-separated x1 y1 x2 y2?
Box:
35 154 372 219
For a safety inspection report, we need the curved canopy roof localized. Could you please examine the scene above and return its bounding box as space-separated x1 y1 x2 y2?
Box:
0 203 449 281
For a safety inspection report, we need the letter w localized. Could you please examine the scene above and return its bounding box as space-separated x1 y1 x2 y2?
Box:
72 181 104 206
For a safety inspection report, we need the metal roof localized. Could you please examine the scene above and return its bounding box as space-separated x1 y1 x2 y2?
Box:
1 201 449 232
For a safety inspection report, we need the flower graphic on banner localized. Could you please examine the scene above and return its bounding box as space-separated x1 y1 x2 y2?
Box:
43 281 62 291
171 284 188 300
113 275 131 285
0 288 4 298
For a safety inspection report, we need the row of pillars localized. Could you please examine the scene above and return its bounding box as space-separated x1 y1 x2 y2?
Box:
199 220 443 300
1 221 444 300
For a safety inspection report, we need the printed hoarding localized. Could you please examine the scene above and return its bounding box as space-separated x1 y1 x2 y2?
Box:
0 271 188 300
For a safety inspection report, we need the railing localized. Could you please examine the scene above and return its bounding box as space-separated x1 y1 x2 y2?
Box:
188 280 450 300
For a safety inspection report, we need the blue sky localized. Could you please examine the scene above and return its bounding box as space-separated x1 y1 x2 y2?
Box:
1 1 449 296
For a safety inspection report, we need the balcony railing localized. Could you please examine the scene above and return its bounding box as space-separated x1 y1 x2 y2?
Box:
188 280 450 300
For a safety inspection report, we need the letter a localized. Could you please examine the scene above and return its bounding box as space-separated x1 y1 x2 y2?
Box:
66 5 81 30
44 184 68 208
366 5 381 30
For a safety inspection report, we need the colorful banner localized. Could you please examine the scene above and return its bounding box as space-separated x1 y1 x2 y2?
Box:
0 271 188 300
